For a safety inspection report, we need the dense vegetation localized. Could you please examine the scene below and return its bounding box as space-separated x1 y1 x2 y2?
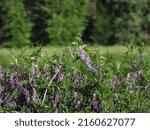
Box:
0 38 150 112
0 0 150 47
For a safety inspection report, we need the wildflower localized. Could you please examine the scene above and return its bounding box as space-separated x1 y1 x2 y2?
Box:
115 94 120 103
54 64 62 73
79 46 86 61
129 84 133 93
73 71 80 84
25 92 30 102
57 71 65 82
85 57 95 73
79 46 95 73
31 63 39 76
135 88 140 94
54 92 59 108
126 73 131 82
30 77 35 87
74 92 79 104
109 79 115 89
9 74 16 88
0 85 2 94
76 100 84 110
32 88 38 101
92 94 102 112
0 67 3 79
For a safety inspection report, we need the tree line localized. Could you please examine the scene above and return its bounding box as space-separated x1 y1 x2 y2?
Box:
0 0 149 47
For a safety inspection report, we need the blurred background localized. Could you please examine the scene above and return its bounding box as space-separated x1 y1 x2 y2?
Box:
0 0 149 48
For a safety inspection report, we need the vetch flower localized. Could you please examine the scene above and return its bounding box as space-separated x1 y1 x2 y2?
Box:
109 79 115 89
79 46 86 61
76 100 84 110
0 67 3 79
0 84 2 94
9 74 16 88
115 94 120 103
73 71 80 84
30 77 35 87
92 94 102 112
57 71 65 82
79 46 95 73
31 63 39 76
32 88 38 101
53 92 59 108
129 84 133 93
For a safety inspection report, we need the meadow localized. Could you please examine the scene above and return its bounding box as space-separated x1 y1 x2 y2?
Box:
0 41 150 113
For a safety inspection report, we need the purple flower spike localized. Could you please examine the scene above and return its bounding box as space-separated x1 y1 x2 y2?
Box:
79 46 86 61
0 67 3 79
25 92 30 102
9 74 15 88
0 85 3 94
57 71 65 82
32 63 39 76
76 100 84 110
32 89 38 101
30 77 35 87
129 84 133 93
85 57 95 73
92 94 102 112
109 79 115 89
115 94 120 103
54 92 59 108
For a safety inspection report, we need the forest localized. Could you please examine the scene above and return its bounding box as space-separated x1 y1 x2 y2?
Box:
0 0 149 47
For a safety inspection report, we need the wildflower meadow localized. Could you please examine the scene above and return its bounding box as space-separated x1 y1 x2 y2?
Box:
0 37 150 113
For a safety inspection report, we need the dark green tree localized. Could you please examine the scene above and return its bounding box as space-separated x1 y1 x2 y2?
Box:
44 0 89 45
0 0 32 47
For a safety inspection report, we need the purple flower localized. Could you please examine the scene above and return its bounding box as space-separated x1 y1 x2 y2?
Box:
57 71 65 82
115 94 120 103
0 67 3 79
109 79 115 89
79 46 86 61
76 100 84 110
32 88 38 101
9 74 15 88
129 84 133 93
54 92 59 108
30 77 35 87
31 63 39 76
92 94 102 112
25 92 30 102
74 92 79 104
85 57 95 73
136 70 143 78
73 71 80 84
79 46 95 73
0 84 2 94
54 64 62 73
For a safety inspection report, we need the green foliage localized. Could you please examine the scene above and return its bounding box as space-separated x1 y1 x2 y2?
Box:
91 0 150 45
0 0 32 47
45 0 89 45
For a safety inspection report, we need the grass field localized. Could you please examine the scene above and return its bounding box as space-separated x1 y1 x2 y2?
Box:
0 45 150 70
